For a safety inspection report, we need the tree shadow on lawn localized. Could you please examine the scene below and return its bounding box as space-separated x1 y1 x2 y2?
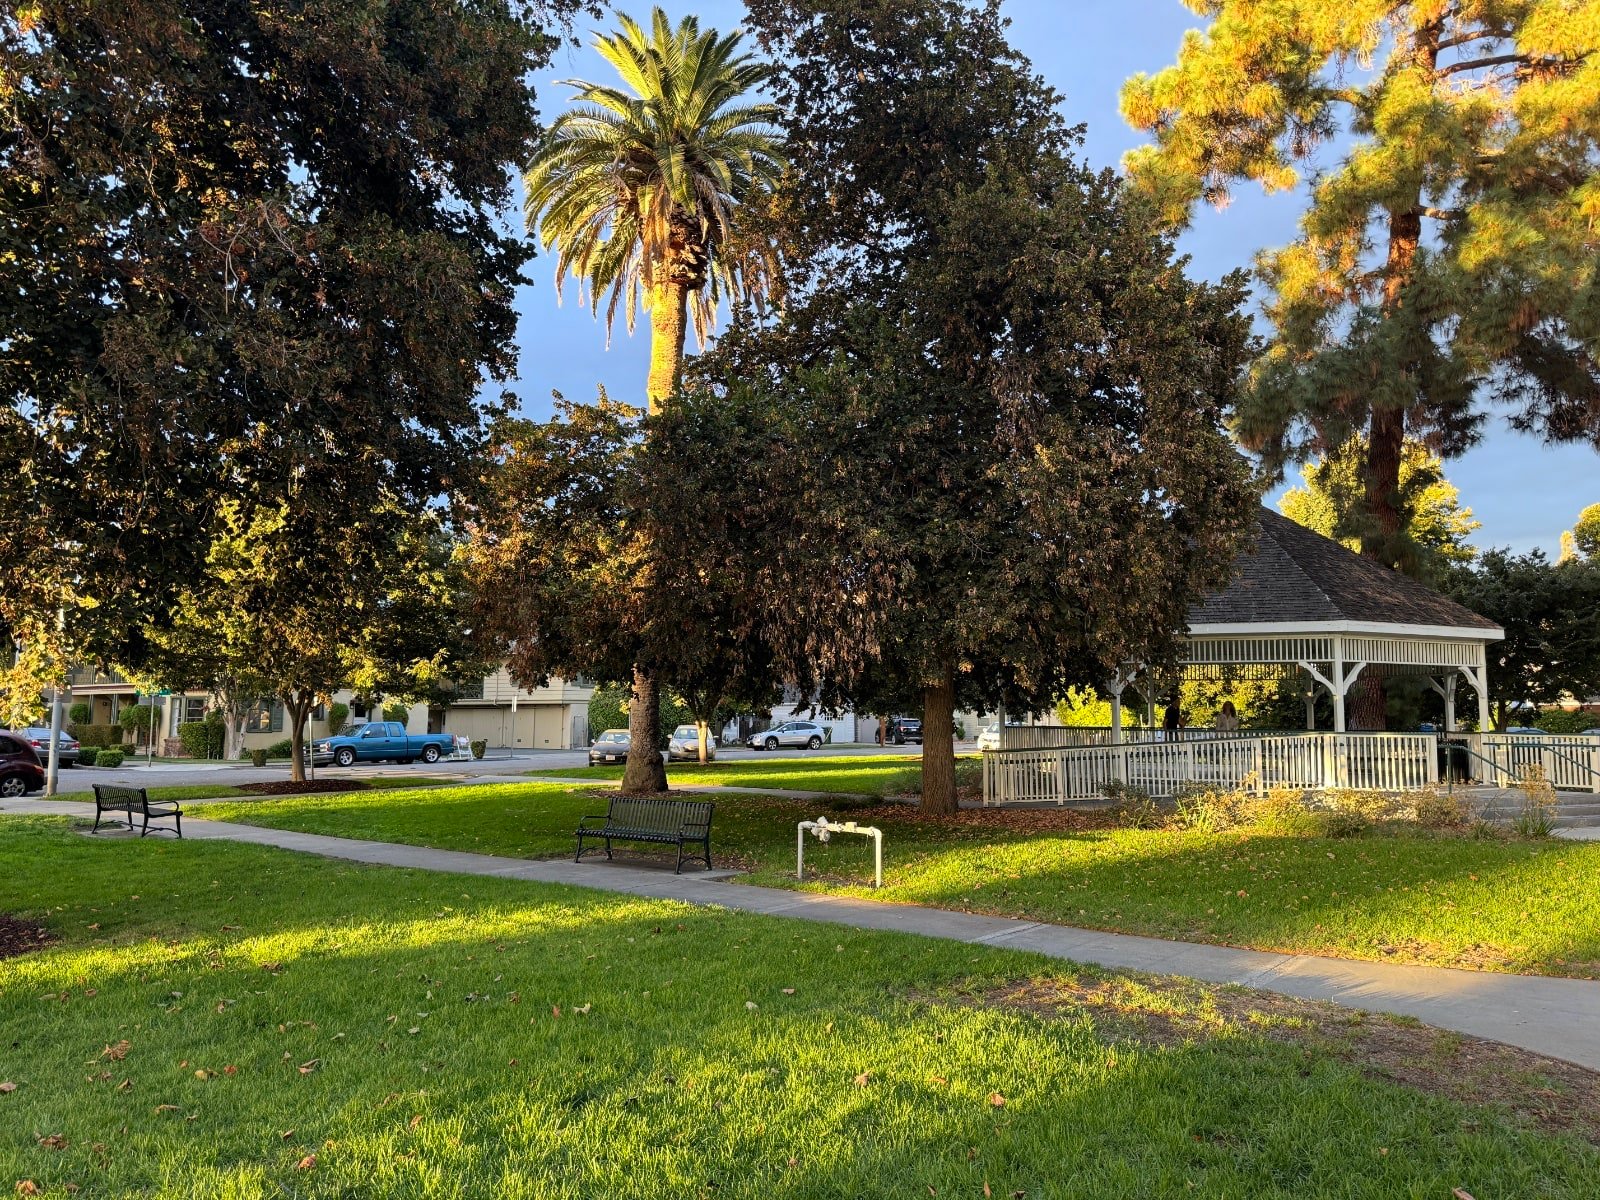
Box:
2 821 1597 1198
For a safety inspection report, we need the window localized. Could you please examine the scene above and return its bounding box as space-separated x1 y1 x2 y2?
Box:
245 701 284 734
171 696 207 735
453 677 485 700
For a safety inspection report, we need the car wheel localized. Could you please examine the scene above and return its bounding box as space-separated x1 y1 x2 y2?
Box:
764 736 779 751
422 745 441 764
893 735 904 745
335 747 356 768
0 774 26 798
806 735 822 749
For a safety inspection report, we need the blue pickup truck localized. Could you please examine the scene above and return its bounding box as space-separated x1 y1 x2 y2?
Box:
312 722 469 767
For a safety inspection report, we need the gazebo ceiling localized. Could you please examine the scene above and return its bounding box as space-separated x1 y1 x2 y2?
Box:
1187 508 1501 637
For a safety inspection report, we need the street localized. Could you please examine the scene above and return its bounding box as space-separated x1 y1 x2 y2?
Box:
45 741 932 792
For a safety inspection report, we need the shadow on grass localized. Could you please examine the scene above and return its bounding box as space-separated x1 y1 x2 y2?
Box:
2 817 1597 1198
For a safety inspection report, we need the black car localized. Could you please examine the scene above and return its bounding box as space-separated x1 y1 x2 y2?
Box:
885 716 922 745
0 731 46 797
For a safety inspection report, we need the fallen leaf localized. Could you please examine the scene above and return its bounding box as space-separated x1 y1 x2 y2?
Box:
984 1184 992 1198
35 1135 67 1151
853 1070 873 1087
17 1182 41 1196
1453 1192 1476 1200
194 1069 214 1081
408 1114 423 1130
115 1079 132 1092
280 1130 295 1141
298 1061 319 1075
155 1105 180 1113
223 1065 237 1076
573 1004 591 1015
101 1041 130 1061
929 1075 948 1086
745 1001 758 1011
0 1083 15 1094
988 1093 1006 1108
781 988 796 996
296 1154 317 1171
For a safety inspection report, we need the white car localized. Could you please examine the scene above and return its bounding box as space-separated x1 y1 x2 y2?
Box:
977 724 1001 751
747 721 827 751
667 724 716 762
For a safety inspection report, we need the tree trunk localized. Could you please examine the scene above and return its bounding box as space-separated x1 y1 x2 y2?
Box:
1347 671 1388 731
622 666 669 794
696 717 711 764
646 281 689 413
920 672 958 815
286 690 314 784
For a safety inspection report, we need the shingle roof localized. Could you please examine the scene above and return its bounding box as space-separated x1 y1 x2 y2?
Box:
1186 508 1500 633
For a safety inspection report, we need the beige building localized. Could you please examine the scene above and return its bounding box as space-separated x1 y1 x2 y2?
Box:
63 666 594 754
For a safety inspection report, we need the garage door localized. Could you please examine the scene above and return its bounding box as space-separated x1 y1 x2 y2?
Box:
448 709 511 747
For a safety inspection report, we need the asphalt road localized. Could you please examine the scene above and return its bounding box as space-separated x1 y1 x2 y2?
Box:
41 741 935 793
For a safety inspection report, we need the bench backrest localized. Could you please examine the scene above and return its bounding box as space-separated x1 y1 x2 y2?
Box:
605 796 714 834
93 783 149 806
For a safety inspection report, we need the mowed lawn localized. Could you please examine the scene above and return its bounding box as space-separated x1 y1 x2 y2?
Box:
524 753 945 796
200 782 1600 977
1 816 1597 1198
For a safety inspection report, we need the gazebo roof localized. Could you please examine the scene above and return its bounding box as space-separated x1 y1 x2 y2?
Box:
1187 507 1500 635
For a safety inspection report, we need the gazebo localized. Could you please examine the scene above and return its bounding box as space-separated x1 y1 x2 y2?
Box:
985 508 1522 804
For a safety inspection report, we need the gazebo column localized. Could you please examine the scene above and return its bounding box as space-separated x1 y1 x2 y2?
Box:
1427 674 1458 732
1301 667 1318 731
1459 658 1492 732
1105 664 1139 746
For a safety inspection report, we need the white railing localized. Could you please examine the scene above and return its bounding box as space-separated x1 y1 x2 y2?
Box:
998 725 1308 750
1467 733 1600 794
982 732 1440 805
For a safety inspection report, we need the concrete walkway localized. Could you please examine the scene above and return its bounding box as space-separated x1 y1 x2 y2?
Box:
5 796 1599 1071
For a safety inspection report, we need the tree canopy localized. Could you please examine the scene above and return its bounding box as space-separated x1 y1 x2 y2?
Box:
1124 1 1600 564
0 0 582 685
688 0 1261 812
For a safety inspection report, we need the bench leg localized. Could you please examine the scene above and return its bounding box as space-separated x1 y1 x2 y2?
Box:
675 841 684 874
604 837 613 861
92 808 102 833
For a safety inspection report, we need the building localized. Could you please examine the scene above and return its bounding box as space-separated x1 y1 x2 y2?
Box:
62 667 594 754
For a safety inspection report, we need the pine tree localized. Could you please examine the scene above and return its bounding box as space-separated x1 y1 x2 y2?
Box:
1124 2 1600 565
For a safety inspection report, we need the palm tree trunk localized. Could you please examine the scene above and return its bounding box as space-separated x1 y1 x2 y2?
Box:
620 280 692 795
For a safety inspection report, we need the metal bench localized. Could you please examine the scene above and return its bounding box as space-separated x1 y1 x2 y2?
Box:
574 796 713 873
92 783 183 838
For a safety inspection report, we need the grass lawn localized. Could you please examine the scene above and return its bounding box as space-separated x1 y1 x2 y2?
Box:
1 815 1597 1197
523 753 947 796
200 783 1600 977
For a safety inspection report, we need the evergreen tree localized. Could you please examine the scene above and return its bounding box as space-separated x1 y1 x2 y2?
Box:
1124 2 1600 565
1280 435 1480 578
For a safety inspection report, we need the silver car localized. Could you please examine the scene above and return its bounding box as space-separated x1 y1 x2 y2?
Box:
667 724 716 762
747 720 827 751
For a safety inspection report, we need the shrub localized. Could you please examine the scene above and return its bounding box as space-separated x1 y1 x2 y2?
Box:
1412 787 1469 830
1317 808 1368 838
1325 788 1404 823
248 748 268 768
177 719 224 759
75 747 98 767
67 702 91 726
74 723 122 748
96 748 125 769
1241 785 1317 833
470 739 487 760
327 701 349 736
1173 782 1246 833
383 703 410 724
262 739 295 759
1511 765 1558 838
117 703 156 735
1102 780 1163 829
1532 708 1599 736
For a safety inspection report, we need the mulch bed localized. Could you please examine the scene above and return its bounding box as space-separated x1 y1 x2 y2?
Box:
236 780 367 796
0 913 56 961
982 974 1600 1144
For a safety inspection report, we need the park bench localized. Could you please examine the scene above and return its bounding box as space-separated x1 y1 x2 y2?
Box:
92 783 183 838
575 796 714 873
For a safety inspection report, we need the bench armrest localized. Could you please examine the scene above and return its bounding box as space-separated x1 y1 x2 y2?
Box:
576 814 612 828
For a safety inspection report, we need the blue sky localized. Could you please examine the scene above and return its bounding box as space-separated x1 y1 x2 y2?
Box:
510 0 1596 555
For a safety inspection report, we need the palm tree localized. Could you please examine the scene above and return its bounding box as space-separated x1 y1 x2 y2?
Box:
527 6 785 411
526 7 784 792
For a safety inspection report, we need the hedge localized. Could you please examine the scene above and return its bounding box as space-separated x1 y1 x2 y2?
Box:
72 723 122 749
75 747 98 767
96 748 125 768
178 718 225 759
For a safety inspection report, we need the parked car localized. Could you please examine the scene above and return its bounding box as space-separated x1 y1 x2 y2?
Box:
312 722 468 767
978 724 1001 751
668 724 716 762
747 720 827 751
19 727 79 767
589 729 632 764
1504 726 1544 736
0 731 45 797
884 716 922 745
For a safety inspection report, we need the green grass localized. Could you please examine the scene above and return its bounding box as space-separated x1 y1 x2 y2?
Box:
41 776 453 806
1 815 1596 1197
199 782 1600 977
524 753 950 796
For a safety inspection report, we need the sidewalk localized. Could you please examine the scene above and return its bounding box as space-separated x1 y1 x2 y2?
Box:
5 795 1599 1071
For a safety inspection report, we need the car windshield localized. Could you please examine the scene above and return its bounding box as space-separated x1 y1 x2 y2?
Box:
598 732 627 743
673 727 698 739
